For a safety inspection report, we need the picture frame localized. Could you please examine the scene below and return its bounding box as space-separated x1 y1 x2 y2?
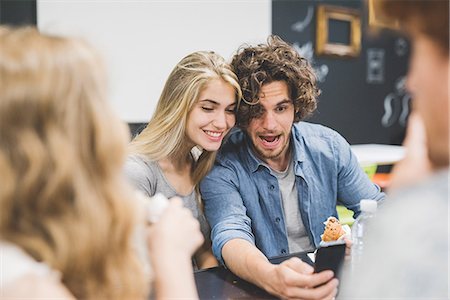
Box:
368 0 400 30
316 5 361 58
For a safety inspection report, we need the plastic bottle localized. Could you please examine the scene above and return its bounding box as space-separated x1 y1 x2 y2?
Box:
351 199 378 268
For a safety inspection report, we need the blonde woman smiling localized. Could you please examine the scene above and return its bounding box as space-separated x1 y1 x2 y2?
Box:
126 51 242 269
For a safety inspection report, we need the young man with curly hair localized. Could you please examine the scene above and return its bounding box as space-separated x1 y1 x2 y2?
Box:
200 35 384 299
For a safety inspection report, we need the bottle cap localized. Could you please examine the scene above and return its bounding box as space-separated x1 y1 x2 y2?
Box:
360 199 377 213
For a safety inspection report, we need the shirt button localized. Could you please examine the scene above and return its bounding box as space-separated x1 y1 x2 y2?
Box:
275 217 281 223
269 185 275 190
281 249 287 254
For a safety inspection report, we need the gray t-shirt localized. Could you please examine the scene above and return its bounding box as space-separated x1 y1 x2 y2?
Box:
272 160 314 253
124 154 211 242
339 169 449 299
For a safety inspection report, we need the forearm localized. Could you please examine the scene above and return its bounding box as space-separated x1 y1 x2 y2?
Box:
222 239 338 299
222 239 274 290
152 255 198 299
195 243 218 269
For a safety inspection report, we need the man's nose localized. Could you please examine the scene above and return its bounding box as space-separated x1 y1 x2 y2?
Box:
261 111 277 130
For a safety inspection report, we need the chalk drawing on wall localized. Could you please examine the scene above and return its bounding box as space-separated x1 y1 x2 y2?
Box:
381 76 411 127
395 38 408 57
367 48 385 84
293 42 329 83
291 5 314 32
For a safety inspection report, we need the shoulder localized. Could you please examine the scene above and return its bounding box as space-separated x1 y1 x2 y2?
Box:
201 130 247 186
389 170 448 209
125 154 155 169
219 128 246 153
367 171 448 250
124 154 158 179
0 241 73 299
344 170 449 297
292 122 348 154
2 273 74 299
292 121 342 140
124 154 159 196
216 128 247 163
0 241 52 285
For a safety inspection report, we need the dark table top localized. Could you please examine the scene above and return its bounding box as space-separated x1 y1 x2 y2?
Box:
194 251 314 299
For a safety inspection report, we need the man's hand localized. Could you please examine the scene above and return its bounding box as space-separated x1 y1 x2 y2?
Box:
223 240 338 300
343 237 352 259
263 257 338 300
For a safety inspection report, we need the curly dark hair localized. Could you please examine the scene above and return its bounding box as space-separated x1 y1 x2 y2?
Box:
231 35 319 128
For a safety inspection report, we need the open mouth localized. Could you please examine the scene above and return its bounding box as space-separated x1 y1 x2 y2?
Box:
259 135 281 148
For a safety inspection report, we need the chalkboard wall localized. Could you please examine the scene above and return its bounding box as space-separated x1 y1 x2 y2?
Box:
0 0 36 25
273 0 410 145
2 0 410 145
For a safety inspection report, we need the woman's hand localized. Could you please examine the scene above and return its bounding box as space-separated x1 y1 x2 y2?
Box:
146 197 203 299
147 197 204 260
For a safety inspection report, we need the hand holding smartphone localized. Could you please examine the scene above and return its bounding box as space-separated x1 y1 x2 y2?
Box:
314 240 346 277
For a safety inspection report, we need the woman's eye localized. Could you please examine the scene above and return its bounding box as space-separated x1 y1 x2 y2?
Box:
201 107 214 111
226 107 236 114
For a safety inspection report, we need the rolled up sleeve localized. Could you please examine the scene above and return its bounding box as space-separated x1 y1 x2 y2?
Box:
200 163 255 265
333 132 386 217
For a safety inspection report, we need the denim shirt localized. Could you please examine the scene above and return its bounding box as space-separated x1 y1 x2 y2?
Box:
200 122 385 264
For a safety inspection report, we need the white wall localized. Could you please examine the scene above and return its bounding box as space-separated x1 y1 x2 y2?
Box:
37 0 271 123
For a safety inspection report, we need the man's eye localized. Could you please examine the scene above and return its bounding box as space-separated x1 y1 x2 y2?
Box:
276 106 287 112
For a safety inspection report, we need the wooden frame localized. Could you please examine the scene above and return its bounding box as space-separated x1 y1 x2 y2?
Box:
368 0 399 29
316 5 361 58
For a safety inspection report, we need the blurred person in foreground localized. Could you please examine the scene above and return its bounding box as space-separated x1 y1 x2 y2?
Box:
340 1 449 298
0 26 202 299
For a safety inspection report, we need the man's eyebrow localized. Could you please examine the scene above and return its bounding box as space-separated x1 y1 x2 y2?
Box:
276 99 292 106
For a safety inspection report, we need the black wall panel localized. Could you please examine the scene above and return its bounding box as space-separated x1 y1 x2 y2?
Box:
0 0 36 25
273 0 410 145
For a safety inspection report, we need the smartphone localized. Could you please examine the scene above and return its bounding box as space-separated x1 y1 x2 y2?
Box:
314 240 346 277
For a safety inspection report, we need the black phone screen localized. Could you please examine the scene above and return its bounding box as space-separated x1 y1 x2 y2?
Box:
314 241 346 277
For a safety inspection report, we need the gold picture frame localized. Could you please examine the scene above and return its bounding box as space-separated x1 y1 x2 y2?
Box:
316 5 361 58
368 0 399 29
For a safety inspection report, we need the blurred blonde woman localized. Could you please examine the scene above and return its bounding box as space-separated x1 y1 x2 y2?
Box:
126 51 242 269
0 26 203 299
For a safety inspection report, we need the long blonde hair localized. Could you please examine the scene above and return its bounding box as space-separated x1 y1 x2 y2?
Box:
0 27 147 299
129 51 242 185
